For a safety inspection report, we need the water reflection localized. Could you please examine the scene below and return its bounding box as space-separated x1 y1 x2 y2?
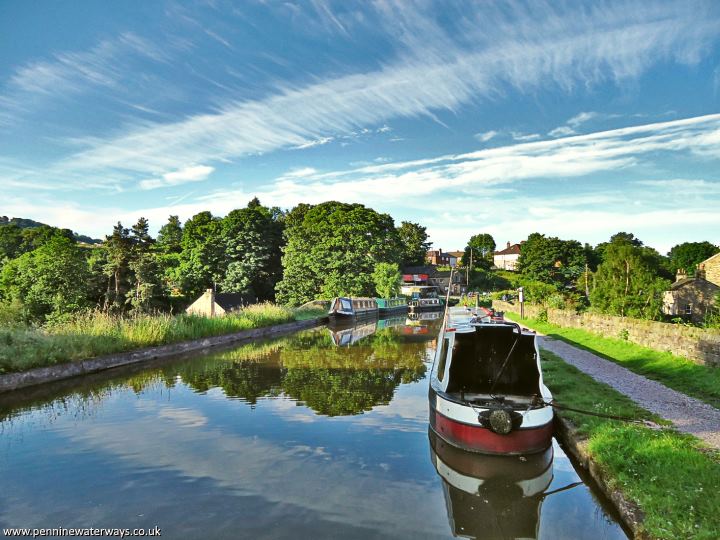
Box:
429 429 553 539
0 318 628 539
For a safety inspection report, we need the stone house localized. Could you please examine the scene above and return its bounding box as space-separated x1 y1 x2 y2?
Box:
186 289 247 317
662 252 720 322
493 242 522 271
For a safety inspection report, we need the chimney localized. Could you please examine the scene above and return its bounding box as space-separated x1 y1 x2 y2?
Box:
506 241 511 249
675 269 687 283
206 288 215 317
696 263 706 280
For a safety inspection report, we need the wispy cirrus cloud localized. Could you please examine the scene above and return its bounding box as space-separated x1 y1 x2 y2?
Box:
16 0 715 186
0 33 169 121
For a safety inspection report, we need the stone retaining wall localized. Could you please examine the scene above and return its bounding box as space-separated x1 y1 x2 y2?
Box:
0 317 328 393
492 300 720 367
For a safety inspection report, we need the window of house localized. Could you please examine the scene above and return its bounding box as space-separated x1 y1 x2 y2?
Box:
684 304 693 315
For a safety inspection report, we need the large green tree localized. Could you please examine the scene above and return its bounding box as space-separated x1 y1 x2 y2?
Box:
127 217 164 312
517 233 585 288
396 221 432 266
276 202 401 305
667 241 719 275
220 198 284 300
462 233 496 268
103 222 134 310
0 236 90 322
177 212 226 298
590 240 671 319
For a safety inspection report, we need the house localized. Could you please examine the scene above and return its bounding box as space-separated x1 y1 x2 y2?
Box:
401 265 466 295
662 253 720 322
426 249 450 266
493 242 522 271
186 288 248 317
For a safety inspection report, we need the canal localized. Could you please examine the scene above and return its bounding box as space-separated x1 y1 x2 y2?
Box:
0 317 628 539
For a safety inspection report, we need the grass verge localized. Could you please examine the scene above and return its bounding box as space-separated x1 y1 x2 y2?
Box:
506 312 720 409
542 349 720 540
0 303 326 374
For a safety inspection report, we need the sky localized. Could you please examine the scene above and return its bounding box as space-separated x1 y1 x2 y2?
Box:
1 0 719 254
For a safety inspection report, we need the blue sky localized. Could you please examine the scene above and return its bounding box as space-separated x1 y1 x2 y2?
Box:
1 0 719 253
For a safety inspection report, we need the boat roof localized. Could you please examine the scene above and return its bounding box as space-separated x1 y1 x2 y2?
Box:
445 306 534 335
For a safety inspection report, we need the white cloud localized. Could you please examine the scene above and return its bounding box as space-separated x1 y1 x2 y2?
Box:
139 165 215 190
511 132 541 142
474 130 498 142
567 111 600 127
548 126 576 137
19 0 717 185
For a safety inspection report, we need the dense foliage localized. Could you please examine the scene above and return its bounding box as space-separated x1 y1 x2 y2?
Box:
667 241 719 275
461 233 495 268
276 202 401 305
396 221 432 266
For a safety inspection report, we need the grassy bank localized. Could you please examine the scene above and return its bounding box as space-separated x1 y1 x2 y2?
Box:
0 303 326 375
542 349 720 540
506 312 720 409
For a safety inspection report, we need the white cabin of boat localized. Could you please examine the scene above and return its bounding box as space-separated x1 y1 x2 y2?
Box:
328 297 378 318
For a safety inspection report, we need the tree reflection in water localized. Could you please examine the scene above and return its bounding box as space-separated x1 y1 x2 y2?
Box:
171 323 433 415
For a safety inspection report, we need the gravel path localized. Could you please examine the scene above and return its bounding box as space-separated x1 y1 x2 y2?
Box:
536 334 720 449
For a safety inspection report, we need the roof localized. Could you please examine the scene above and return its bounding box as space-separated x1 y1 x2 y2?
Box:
447 251 464 258
215 292 248 311
669 277 720 291
494 243 522 256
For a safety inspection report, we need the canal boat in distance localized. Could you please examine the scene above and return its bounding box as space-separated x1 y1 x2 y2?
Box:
429 306 554 455
328 297 378 320
375 297 408 314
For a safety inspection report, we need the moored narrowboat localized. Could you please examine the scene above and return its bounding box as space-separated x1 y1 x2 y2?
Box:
429 306 553 455
328 297 378 320
375 297 408 314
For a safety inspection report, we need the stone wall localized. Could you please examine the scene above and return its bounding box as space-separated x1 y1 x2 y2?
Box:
492 300 720 367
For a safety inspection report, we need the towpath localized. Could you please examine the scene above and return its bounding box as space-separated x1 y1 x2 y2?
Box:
522 325 720 450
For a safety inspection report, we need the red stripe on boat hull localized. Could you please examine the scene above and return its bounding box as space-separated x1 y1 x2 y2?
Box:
430 408 553 455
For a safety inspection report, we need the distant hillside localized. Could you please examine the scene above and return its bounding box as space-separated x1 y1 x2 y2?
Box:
0 216 102 244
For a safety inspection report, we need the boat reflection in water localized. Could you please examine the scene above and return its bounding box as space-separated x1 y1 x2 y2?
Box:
327 316 407 346
429 428 555 540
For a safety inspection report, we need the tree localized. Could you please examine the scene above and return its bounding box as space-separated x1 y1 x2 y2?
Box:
0 224 23 262
590 241 670 319
177 212 226 298
125 217 164 312
220 198 284 300
462 233 496 269
276 202 401 305
372 262 401 298
156 215 183 254
396 221 432 266
517 233 585 288
668 242 719 275
103 222 133 310
0 236 90 322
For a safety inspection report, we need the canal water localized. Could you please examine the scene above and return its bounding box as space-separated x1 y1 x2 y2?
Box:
0 317 628 539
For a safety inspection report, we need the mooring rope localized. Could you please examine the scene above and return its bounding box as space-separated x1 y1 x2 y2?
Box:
541 399 660 427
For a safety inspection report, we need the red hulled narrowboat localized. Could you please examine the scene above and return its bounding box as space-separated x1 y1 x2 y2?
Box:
429 306 553 455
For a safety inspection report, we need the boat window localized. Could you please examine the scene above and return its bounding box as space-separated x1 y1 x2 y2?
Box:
437 337 450 382
341 298 352 311
445 326 541 395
